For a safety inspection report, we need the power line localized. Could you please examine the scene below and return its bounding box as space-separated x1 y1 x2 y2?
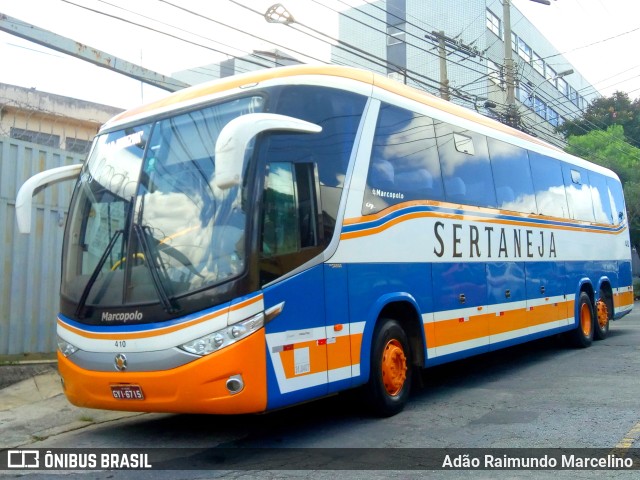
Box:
59 0 273 72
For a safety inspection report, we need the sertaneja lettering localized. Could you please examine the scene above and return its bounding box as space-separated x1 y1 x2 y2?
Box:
433 222 557 259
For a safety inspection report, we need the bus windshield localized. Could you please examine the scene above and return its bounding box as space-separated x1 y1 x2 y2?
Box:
62 96 264 315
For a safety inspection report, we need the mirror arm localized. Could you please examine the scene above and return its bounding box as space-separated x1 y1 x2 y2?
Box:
15 163 83 234
214 113 322 189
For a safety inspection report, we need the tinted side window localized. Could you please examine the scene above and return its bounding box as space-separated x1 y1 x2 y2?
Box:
607 178 626 225
268 85 367 238
562 164 595 221
487 138 536 214
588 172 614 224
529 151 569 218
363 103 444 215
435 121 497 208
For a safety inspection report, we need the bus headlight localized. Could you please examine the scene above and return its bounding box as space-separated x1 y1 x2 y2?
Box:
180 313 264 356
57 336 79 357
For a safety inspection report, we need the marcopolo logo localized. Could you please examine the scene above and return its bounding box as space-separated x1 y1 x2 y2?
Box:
101 311 143 323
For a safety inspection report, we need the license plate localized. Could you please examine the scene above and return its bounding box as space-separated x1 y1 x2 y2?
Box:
110 384 145 400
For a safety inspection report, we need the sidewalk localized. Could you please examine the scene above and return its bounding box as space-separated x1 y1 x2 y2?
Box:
0 367 142 448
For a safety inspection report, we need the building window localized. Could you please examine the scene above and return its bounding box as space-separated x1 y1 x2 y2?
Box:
546 65 557 83
533 97 547 119
517 38 532 63
532 51 545 76
487 59 502 86
66 137 92 154
547 107 559 126
10 127 60 148
511 32 517 53
486 9 501 38
557 77 568 96
568 86 577 106
517 83 533 108
387 24 406 46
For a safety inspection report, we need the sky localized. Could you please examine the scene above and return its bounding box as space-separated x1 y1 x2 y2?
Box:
512 0 640 99
0 0 639 111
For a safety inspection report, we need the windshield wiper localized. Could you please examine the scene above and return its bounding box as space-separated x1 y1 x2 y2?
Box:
133 224 180 314
75 229 123 318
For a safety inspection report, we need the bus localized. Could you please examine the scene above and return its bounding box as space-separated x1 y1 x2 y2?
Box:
16 65 634 417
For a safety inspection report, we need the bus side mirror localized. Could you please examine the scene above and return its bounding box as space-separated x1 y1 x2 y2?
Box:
15 163 83 234
214 113 321 189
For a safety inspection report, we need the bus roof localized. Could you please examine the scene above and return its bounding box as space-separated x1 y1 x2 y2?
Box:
103 64 615 178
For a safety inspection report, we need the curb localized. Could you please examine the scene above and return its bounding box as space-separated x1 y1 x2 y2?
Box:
0 361 58 390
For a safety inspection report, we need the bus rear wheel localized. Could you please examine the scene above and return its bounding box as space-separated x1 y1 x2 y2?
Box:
568 292 594 348
594 293 610 340
365 318 412 417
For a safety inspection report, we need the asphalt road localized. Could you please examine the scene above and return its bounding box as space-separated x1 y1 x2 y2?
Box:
2 304 640 479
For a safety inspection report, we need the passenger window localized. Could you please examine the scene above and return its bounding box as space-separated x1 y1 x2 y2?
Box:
562 164 595 222
267 85 366 240
260 162 322 285
435 121 497 208
487 138 536 214
607 178 626 225
453 133 475 155
363 103 444 215
529 151 569 218
588 172 614 224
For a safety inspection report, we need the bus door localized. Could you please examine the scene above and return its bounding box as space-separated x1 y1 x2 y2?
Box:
260 161 332 410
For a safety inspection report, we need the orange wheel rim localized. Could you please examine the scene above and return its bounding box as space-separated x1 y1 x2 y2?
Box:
580 302 592 336
596 299 608 329
381 339 407 396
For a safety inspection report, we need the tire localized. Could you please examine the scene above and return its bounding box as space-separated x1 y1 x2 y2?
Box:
568 292 594 348
365 318 412 417
594 291 611 340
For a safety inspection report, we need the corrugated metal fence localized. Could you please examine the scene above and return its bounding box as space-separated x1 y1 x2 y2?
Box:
0 137 84 355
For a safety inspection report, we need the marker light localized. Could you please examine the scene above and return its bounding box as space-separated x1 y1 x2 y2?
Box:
180 313 264 356
57 336 79 357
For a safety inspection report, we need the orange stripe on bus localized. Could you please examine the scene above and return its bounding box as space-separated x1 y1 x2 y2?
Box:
342 207 624 241
615 290 634 307
230 294 263 311
429 300 573 348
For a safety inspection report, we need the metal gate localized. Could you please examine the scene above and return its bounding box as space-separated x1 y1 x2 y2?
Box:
0 137 84 355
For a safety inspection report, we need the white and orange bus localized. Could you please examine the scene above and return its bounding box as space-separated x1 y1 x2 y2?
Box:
17 65 634 416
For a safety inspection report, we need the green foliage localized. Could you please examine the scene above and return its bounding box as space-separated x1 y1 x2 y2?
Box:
558 91 640 148
565 125 640 247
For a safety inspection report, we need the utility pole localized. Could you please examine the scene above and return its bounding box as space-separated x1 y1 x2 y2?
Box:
501 0 551 129
425 31 480 102
502 0 518 128
436 31 450 101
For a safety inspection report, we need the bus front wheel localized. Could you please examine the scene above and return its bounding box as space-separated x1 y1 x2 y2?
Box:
569 292 594 348
365 318 412 417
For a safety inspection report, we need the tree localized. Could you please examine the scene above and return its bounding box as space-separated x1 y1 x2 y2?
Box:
565 125 640 247
558 91 640 148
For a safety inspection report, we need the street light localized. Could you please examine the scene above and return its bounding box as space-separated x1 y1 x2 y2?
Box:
528 68 574 100
264 4 295 24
